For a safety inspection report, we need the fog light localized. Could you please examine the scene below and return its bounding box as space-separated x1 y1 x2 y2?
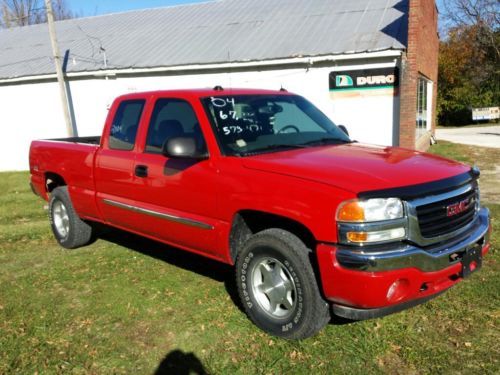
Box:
346 228 405 244
386 279 410 303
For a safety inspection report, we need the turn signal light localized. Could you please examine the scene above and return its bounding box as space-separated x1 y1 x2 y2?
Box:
346 232 368 242
337 201 365 222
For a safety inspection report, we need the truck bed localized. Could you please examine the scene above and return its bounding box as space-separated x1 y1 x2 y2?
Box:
29 138 100 214
47 136 101 145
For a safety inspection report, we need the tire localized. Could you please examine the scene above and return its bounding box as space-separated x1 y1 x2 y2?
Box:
48 186 93 249
235 228 330 339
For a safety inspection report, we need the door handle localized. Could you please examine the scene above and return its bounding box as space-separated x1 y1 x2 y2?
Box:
135 165 148 178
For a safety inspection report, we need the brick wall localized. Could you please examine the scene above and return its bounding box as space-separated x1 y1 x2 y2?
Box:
399 0 439 150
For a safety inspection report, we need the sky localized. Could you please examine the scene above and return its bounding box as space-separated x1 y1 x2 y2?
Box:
67 0 214 17
436 0 447 18
67 0 448 18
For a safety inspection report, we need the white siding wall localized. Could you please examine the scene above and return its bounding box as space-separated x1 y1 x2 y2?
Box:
0 58 399 171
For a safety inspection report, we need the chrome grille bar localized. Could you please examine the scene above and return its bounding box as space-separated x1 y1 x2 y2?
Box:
406 183 479 247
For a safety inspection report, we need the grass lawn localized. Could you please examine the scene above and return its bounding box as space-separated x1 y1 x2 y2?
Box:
1 142 498 374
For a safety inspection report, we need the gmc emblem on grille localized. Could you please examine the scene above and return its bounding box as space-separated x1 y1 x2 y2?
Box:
447 198 473 217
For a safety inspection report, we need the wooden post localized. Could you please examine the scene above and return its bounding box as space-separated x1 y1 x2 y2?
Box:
45 0 74 137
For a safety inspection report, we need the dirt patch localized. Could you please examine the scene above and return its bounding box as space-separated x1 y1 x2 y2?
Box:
480 165 500 204
377 350 418 375
470 147 500 204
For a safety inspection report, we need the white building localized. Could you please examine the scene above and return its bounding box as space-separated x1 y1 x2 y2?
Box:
0 0 439 171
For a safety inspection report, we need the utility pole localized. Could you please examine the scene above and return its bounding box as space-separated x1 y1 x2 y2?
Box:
45 0 74 137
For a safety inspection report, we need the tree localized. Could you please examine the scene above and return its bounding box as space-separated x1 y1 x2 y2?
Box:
0 0 73 28
438 0 499 125
442 0 499 58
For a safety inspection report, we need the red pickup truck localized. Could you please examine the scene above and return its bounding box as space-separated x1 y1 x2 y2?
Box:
30 88 491 339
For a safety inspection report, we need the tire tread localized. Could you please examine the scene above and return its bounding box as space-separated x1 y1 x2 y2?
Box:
48 186 93 249
235 228 330 339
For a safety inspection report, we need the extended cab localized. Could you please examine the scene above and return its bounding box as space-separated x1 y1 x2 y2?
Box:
30 88 491 339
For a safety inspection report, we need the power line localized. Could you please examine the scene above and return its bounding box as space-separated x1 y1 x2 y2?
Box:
71 20 107 65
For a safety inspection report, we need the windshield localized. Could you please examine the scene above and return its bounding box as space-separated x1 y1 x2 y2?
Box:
201 94 351 156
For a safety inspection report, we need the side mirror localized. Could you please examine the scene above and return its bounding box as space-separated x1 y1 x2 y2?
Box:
338 125 349 136
162 137 208 159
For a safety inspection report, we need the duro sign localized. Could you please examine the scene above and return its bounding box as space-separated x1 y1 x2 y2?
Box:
330 67 399 91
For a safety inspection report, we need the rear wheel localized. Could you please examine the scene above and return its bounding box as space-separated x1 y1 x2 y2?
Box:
235 228 330 339
48 186 93 249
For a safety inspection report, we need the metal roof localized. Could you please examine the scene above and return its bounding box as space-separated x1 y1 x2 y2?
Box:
0 0 408 81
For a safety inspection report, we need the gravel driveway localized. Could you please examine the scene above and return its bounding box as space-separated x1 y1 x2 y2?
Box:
435 125 500 148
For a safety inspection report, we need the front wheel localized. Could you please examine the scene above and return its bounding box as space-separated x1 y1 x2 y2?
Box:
48 186 93 249
235 229 330 339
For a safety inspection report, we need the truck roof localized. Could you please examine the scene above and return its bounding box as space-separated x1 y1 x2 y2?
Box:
114 87 294 101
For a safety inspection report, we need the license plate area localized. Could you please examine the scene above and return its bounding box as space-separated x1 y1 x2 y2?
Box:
461 245 482 278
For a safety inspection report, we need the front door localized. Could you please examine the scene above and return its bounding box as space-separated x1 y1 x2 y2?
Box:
131 97 219 255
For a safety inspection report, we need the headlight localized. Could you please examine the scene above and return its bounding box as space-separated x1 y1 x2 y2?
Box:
337 198 404 222
337 198 407 245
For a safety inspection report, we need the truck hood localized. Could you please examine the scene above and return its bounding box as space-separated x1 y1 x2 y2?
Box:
241 143 470 194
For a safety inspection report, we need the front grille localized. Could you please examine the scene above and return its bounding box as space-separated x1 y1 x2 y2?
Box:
416 188 477 238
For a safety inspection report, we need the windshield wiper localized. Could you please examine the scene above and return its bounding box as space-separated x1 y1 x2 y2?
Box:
297 137 353 146
238 138 352 156
242 143 310 155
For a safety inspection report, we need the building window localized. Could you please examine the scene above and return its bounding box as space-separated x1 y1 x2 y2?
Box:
416 76 432 139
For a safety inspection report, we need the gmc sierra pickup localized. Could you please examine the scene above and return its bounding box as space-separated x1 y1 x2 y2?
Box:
29 88 491 339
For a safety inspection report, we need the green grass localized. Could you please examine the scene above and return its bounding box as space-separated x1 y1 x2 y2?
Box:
428 140 500 169
429 141 475 165
1 144 499 373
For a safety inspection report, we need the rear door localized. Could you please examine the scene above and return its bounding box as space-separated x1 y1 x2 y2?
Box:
94 98 147 229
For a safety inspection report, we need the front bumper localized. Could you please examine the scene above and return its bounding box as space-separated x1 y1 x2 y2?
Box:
336 208 490 272
316 207 491 318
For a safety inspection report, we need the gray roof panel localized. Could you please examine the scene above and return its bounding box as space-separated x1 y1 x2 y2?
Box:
0 0 408 80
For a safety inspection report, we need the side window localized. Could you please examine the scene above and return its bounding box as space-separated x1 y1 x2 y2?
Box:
108 100 145 151
145 99 206 154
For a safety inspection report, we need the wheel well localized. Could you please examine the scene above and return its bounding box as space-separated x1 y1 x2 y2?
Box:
229 210 316 262
45 173 66 193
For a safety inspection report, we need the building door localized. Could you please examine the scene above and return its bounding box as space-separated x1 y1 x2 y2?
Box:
416 76 433 141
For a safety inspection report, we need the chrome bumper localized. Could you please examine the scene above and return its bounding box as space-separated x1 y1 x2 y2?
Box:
336 208 490 272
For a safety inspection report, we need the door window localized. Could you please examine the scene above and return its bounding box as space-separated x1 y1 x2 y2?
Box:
108 100 145 150
145 99 206 154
